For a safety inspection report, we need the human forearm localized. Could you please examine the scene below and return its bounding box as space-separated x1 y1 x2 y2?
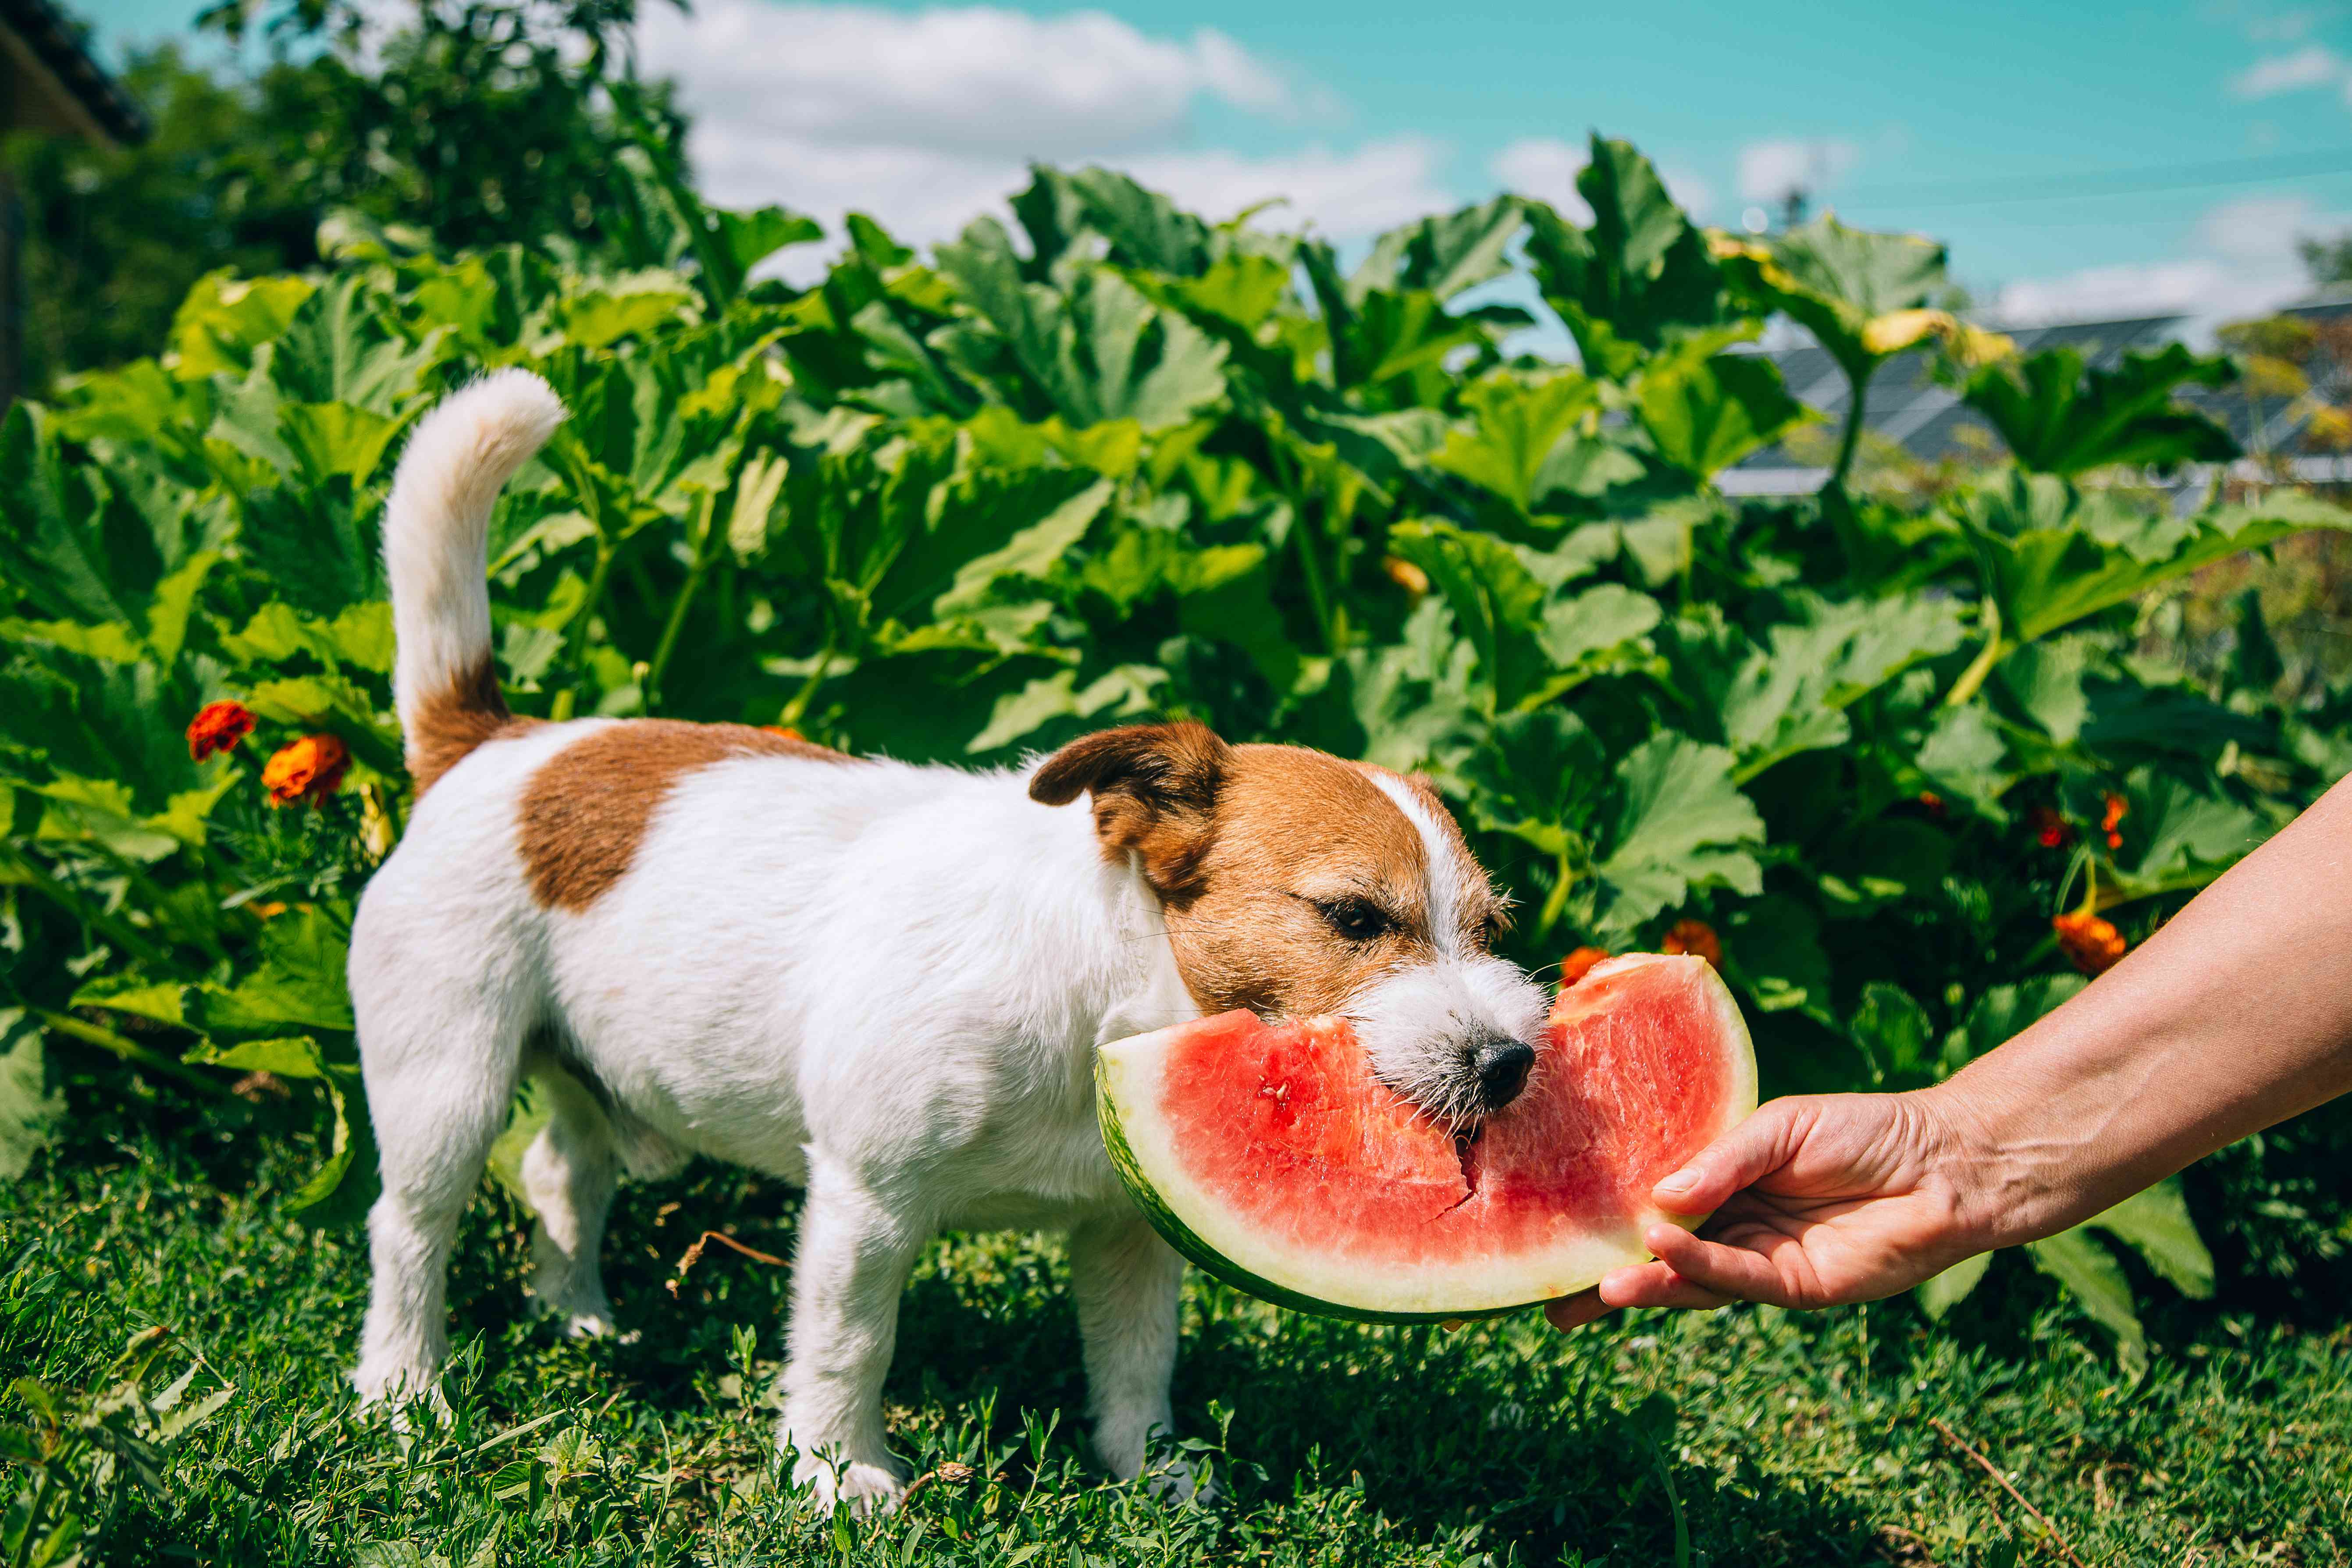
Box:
1923 771 2352 1252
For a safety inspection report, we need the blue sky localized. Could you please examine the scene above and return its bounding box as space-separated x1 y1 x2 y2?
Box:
82 0 2352 324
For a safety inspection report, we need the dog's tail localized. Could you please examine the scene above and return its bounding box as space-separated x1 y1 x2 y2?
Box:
382 368 566 793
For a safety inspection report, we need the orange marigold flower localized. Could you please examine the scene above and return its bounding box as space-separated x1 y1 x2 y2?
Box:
2101 792 2128 851
187 700 256 761
1660 919 1722 969
1917 790 1946 817
2053 910 2127 976
2028 805 2071 850
262 733 350 807
1559 946 1611 988
761 725 804 741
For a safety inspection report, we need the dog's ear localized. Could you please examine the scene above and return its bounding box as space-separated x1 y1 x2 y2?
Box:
1030 723 1230 899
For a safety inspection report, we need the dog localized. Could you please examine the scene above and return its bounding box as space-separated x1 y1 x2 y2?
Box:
348 370 1552 1513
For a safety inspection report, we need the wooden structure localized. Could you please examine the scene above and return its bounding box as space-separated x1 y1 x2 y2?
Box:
0 0 148 403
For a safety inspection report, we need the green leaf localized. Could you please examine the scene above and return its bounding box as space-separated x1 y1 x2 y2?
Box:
936 479 1114 612
1638 352 1807 479
185 1035 327 1077
168 270 316 379
1595 734 1765 933
1915 1252 1991 1320
556 284 698 350
1847 981 1935 1083
1427 370 1602 515
1946 974 2085 1070
1387 520 1549 714
1524 137 1729 378
0 1011 60 1182
2025 1227 2147 1376
1725 895 1832 1017
1459 706 1608 858
1719 217 1948 384
192 907 354 1036
2086 1178 2215 1300
1964 343 2238 476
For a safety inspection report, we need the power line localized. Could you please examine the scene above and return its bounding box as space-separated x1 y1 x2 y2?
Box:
1844 148 2352 208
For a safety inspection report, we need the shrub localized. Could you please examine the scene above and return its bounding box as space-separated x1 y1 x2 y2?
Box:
4 135 2348 1358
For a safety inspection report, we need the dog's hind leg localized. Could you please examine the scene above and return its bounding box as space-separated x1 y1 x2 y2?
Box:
350 974 529 1414
776 1146 927 1517
518 1065 622 1339
1069 1208 1196 1497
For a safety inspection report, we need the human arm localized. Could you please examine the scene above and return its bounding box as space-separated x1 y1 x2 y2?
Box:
1549 769 2352 1327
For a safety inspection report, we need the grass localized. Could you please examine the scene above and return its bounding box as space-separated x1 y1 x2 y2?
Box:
4 1081 2348 1568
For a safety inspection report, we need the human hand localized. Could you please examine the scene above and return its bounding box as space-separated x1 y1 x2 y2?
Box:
1546 1090 1996 1330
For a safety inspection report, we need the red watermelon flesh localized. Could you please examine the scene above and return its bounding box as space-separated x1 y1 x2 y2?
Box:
1094 952 1757 1320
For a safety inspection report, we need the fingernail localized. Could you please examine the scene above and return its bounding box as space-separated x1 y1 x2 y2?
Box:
1655 1168 1698 1197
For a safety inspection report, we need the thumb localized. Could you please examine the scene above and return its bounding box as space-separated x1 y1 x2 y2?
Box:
1649 1096 1814 1214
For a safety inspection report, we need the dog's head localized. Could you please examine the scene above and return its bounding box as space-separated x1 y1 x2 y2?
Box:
1032 722 1548 1124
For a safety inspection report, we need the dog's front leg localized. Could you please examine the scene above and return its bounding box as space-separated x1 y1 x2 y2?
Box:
1069 1209 1201 1499
778 1148 925 1516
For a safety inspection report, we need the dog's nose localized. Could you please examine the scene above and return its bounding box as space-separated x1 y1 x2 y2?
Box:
1474 1039 1536 1111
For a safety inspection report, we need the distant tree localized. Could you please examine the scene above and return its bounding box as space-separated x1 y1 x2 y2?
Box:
2299 233 2352 287
5 45 318 394
2 0 687 391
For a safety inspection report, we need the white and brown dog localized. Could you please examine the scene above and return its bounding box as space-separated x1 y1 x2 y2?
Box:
349 370 1551 1511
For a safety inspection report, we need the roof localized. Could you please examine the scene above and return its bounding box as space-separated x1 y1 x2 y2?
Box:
1722 296 2352 496
0 0 149 147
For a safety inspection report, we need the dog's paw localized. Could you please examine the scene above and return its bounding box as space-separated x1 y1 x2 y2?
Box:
793 1452 908 1518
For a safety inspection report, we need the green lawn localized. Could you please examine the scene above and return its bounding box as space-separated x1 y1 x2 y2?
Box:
5 1088 2347 1567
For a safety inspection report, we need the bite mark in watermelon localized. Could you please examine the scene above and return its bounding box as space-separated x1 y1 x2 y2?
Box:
1095 953 1757 1322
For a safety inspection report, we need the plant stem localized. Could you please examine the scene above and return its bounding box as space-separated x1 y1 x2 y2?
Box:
1829 361 1873 492
1942 598 2004 708
644 493 721 713
1537 850 1577 941
777 640 837 730
8 853 176 969
35 1009 233 1099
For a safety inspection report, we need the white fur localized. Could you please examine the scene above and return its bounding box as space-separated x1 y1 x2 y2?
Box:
1353 775 1548 1123
381 368 565 737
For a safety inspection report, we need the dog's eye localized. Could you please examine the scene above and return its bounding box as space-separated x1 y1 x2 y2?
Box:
1319 899 1395 942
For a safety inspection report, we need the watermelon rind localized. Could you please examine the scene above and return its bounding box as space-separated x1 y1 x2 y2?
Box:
1093 955 1757 1323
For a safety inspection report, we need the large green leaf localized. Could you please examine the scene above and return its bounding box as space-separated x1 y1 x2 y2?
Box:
1593 733 1765 933
1964 343 2238 476
2027 1226 2150 1376
1427 370 1603 515
1637 352 1807 480
0 1011 60 1183
1523 137 1729 378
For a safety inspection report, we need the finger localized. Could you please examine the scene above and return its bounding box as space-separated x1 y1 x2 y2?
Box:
1543 1290 1610 1332
1595 1261 1731 1311
1647 1097 1817 1214
1642 1221 1809 1307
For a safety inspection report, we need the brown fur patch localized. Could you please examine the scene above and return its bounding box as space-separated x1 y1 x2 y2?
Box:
1028 723 1230 898
409 657 539 797
518 720 851 910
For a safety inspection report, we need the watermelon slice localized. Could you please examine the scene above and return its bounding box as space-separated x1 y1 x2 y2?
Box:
1094 953 1756 1322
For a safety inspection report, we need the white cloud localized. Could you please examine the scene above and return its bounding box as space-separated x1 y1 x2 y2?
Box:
1487 137 1713 221
640 1 1296 158
1122 139 1454 237
2228 43 2346 95
1736 138 1860 205
1993 191 2350 338
638 0 1446 257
